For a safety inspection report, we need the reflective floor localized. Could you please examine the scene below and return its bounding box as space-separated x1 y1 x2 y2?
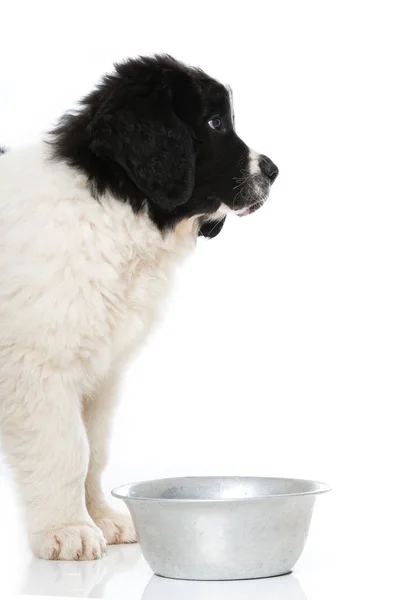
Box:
17 545 310 600
1 468 395 600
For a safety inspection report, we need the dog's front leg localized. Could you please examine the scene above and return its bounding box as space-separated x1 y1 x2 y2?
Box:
83 369 136 545
0 370 107 560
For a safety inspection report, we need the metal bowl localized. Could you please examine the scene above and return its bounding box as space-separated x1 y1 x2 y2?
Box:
112 476 330 581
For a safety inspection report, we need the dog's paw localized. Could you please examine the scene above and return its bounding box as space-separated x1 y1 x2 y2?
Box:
31 523 107 560
93 512 137 545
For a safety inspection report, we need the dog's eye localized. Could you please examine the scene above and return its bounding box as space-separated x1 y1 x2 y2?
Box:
208 116 222 130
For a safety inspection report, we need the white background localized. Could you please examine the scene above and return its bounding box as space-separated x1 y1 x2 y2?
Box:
1 1 399 599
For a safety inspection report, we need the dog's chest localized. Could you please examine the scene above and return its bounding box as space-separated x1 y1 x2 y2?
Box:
112 253 176 358
100 219 197 370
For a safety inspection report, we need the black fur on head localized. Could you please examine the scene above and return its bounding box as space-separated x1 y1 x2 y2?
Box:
49 54 278 237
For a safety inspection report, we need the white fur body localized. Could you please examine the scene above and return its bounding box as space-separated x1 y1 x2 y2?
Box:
0 143 197 559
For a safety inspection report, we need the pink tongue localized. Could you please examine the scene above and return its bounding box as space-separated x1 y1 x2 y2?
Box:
239 207 252 217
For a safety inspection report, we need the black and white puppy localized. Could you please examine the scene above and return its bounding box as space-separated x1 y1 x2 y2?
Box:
0 55 278 560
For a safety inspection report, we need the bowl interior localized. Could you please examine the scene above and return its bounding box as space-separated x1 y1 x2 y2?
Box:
113 476 330 502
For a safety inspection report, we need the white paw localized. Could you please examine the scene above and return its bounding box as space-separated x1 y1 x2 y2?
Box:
31 523 107 560
93 512 137 545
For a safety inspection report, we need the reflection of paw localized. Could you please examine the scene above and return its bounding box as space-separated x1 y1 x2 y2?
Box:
31 523 107 560
93 512 137 545
20 556 106 597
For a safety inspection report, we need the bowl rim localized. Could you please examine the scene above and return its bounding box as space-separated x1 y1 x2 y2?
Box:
111 475 332 503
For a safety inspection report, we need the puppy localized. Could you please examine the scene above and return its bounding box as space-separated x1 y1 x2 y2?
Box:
0 55 278 560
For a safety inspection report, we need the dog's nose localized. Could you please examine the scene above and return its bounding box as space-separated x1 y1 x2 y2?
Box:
260 155 279 183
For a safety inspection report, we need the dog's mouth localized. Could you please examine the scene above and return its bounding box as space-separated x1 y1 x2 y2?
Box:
233 175 271 217
235 202 264 217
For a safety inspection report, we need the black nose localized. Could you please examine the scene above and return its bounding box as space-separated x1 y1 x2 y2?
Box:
259 155 279 183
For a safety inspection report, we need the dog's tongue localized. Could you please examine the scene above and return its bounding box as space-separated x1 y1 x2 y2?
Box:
238 206 256 217
238 208 251 217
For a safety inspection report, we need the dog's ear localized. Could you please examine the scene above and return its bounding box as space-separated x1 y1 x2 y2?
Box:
90 67 196 211
198 216 226 238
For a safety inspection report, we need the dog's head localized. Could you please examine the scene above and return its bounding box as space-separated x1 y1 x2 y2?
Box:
50 55 278 237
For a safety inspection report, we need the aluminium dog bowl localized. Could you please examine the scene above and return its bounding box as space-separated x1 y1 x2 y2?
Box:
112 476 330 581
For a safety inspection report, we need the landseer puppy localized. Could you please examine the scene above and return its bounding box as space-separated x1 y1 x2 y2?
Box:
0 55 278 560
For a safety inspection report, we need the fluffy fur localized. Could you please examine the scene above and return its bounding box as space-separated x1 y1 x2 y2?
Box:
0 55 278 560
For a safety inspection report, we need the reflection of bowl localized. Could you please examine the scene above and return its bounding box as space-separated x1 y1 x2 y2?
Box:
142 572 308 600
112 476 330 581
